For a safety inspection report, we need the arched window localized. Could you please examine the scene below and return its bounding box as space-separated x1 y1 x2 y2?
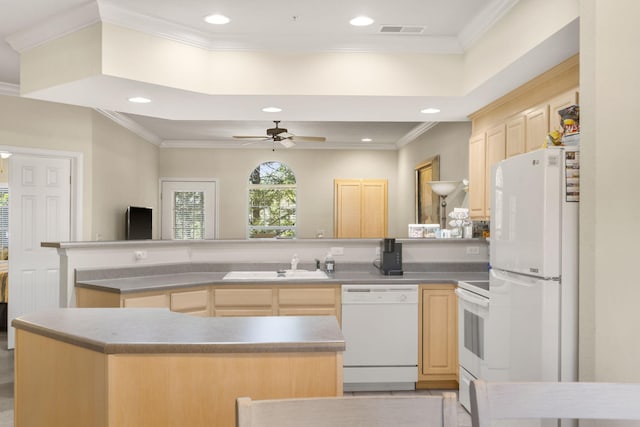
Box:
248 161 297 239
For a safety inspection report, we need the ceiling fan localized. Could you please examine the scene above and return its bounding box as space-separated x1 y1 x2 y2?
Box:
233 121 326 149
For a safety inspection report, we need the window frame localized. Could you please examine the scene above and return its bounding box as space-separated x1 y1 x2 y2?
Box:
247 162 297 239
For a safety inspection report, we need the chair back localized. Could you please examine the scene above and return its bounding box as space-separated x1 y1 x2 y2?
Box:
236 393 457 427
470 380 640 427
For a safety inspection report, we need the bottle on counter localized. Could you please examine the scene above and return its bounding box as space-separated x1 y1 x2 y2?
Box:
324 252 335 273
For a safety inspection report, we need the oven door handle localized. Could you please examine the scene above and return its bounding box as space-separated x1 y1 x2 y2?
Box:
455 288 489 308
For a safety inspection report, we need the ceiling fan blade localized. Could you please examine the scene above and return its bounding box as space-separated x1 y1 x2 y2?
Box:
242 138 269 146
290 136 326 142
279 139 296 148
233 135 269 139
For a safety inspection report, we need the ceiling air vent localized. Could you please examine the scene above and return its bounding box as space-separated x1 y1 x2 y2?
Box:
379 25 425 34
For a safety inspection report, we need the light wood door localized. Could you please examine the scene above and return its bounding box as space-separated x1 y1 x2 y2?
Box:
334 179 387 238
485 124 506 218
525 104 549 152
548 88 579 134
361 180 387 238
213 288 276 316
505 115 526 158
419 284 458 385
468 133 486 219
170 288 210 316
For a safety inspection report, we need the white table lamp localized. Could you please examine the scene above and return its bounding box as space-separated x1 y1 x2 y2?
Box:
427 181 460 230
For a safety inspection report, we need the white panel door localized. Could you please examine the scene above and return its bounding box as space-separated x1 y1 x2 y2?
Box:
161 180 216 240
8 155 71 348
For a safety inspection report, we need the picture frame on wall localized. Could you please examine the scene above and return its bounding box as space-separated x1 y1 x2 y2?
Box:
415 155 440 224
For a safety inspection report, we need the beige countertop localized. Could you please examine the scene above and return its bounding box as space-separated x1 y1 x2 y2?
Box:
75 270 489 294
12 308 346 354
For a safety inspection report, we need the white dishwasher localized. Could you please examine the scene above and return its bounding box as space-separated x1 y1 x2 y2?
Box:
341 284 418 392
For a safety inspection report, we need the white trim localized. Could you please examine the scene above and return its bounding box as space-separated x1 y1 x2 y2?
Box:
458 0 521 50
159 177 219 240
0 83 19 97
94 109 162 145
0 144 83 241
395 122 439 148
160 140 399 151
5 2 100 52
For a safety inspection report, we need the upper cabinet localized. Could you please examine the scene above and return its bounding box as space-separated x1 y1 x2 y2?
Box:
467 55 579 220
334 179 388 238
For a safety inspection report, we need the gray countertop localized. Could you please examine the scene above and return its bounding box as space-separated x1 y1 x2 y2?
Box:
75 270 490 294
12 308 346 354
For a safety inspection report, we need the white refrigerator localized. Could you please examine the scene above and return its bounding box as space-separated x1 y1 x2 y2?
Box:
487 147 579 388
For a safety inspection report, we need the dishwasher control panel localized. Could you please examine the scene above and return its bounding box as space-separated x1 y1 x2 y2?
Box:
342 284 418 304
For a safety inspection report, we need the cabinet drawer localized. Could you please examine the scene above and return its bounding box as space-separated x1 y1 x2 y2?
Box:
214 288 274 306
279 307 338 317
170 289 209 312
123 293 168 308
278 288 337 306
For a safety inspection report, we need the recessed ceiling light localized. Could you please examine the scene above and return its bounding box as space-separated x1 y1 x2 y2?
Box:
420 108 441 114
262 106 282 113
128 97 151 104
204 14 230 25
350 16 374 26
361 138 373 142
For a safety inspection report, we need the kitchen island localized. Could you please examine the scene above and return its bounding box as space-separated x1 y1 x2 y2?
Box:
13 308 345 427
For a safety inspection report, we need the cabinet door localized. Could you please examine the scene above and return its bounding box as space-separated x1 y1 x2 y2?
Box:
334 179 387 238
123 293 169 308
548 89 579 134
525 105 549 152
505 115 526 158
278 287 341 322
419 285 458 383
468 133 486 219
213 288 275 316
485 124 506 219
361 180 387 238
170 288 210 316
334 180 362 238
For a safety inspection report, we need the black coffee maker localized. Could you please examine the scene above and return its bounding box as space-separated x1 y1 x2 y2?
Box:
378 238 403 276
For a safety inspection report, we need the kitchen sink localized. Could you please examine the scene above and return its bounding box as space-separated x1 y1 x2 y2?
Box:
223 270 329 280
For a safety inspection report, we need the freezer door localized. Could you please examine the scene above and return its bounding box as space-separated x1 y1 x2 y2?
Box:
487 268 560 382
490 149 562 278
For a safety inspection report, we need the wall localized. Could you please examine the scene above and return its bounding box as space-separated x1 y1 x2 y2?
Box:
159 147 398 239
579 0 640 387
0 94 159 241
91 111 159 240
396 123 472 233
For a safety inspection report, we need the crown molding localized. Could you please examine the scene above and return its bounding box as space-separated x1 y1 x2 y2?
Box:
160 140 398 151
395 122 439 148
6 2 100 52
0 82 20 97
458 0 520 50
94 109 162 145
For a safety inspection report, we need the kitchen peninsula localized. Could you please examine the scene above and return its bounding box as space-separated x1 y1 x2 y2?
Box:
13 308 345 427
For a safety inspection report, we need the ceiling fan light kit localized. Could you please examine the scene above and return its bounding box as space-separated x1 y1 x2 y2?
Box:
233 120 326 149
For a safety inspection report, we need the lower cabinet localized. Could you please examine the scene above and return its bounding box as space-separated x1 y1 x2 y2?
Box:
417 284 458 389
80 284 342 322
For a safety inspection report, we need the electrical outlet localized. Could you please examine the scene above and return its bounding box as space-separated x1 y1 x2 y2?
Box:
330 247 344 256
466 246 480 255
134 250 147 260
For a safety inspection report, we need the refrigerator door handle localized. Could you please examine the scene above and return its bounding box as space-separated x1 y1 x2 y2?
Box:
455 288 489 308
491 268 535 288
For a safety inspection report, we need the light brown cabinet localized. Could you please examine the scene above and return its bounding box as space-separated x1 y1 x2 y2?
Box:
468 133 486 219
213 288 276 317
334 179 387 238
170 288 210 316
122 292 169 308
524 104 549 152
505 115 526 158
485 124 506 218
418 284 458 388
278 287 341 322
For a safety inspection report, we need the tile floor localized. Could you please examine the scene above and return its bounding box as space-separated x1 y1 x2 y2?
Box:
0 331 471 427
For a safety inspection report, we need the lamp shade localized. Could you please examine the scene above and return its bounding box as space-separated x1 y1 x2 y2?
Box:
427 181 459 196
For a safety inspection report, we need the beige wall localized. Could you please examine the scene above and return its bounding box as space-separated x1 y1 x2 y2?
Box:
91 112 159 240
396 123 472 232
579 0 640 386
0 94 158 241
159 147 398 239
